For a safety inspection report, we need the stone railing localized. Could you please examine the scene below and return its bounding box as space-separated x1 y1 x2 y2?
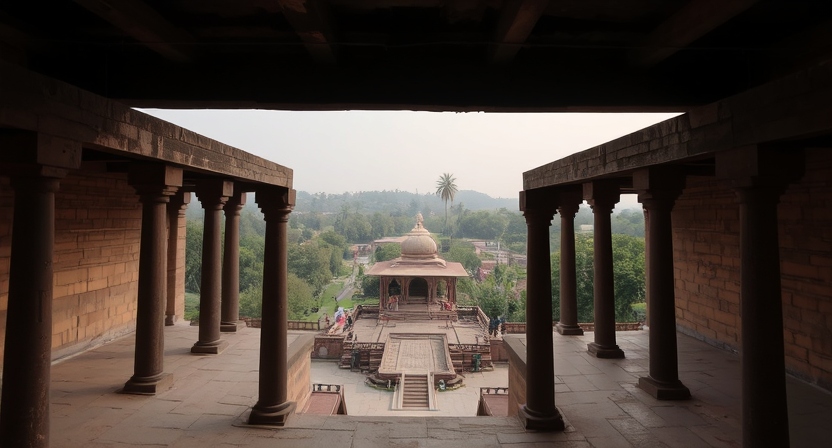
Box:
242 317 321 331
501 321 642 334
480 387 508 395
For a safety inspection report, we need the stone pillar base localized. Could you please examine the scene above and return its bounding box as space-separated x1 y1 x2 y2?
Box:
555 323 584 336
518 404 565 431
638 376 691 400
121 373 173 395
191 339 229 355
220 321 245 333
247 401 296 427
165 314 177 326
587 342 625 359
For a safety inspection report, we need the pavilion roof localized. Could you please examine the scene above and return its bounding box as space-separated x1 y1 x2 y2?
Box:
367 259 468 278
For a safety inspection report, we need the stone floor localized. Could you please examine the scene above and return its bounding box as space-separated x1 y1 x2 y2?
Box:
44 322 832 447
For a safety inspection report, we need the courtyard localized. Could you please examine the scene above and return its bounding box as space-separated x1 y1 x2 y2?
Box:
45 322 832 447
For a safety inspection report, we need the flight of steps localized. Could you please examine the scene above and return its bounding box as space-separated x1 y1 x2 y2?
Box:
392 373 436 410
401 374 430 409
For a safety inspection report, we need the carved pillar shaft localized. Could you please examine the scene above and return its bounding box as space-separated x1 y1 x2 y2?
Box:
585 181 624 359
124 164 182 394
555 198 583 335
0 171 62 447
637 193 689 400
249 188 296 426
192 180 232 354
737 186 789 447
221 190 246 332
518 190 564 431
166 191 190 325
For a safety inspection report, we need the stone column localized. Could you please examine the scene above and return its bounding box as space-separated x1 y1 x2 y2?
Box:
517 190 564 431
584 181 624 358
555 189 584 336
166 190 190 325
0 167 64 447
716 147 801 448
191 179 233 354
221 188 246 332
735 185 789 447
249 187 296 426
124 164 182 394
634 169 689 400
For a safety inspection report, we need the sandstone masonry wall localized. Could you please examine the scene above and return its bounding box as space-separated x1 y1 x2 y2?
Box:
673 148 832 390
0 167 143 368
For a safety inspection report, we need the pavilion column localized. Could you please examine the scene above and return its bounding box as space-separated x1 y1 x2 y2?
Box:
124 164 182 394
634 169 690 400
555 189 584 336
166 190 190 326
249 187 296 426
0 167 65 447
191 179 233 354
735 185 789 447
518 190 564 431
221 188 246 332
716 147 801 448
584 181 624 358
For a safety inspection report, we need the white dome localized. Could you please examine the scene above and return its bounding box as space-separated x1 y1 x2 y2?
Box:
400 213 438 260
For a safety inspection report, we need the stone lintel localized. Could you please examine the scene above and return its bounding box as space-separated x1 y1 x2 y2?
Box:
190 339 229 355
638 376 691 400
121 373 174 395
587 342 625 359
0 130 82 171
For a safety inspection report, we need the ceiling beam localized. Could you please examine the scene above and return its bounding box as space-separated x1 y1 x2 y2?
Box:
630 0 758 69
490 0 549 65
73 0 196 63
278 0 337 65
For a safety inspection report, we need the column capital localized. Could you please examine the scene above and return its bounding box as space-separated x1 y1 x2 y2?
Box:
583 180 620 212
716 145 804 189
0 130 82 171
129 164 183 199
519 188 557 220
633 167 684 210
195 178 234 210
556 187 583 217
224 189 247 215
169 191 191 215
256 187 295 221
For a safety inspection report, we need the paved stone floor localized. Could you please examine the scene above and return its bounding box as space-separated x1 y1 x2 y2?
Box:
45 322 832 447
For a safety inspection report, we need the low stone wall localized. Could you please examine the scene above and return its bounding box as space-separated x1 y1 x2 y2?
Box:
490 339 509 363
312 335 346 359
503 336 526 418
241 318 320 331
288 334 315 413
502 321 642 334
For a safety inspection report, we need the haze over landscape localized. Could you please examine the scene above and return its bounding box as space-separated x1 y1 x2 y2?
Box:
141 110 679 204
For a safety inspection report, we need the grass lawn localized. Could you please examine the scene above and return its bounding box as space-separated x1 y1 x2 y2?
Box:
185 292 199 321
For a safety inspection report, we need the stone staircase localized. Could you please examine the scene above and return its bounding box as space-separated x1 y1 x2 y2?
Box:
393 372 436 410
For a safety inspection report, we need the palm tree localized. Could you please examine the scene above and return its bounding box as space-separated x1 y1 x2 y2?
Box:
435 173 458 235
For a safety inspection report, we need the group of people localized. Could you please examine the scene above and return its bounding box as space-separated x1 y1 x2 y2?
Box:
386 295 399 311
324 307 353 334
488 316 506 337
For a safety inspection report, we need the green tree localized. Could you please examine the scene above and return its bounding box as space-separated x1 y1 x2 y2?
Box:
361 275 380 297
374 243 401 262
435 173 458 235
185 220 203 293
444 241 482 275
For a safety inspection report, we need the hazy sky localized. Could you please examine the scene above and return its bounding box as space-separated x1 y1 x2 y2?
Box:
140 109 679 201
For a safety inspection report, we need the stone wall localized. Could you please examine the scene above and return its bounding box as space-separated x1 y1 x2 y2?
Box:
0 168 143 368
673 148 832 390
287 334 315 413
503 336 526 418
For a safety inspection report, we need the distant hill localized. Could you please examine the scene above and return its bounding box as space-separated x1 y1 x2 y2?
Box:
294 189 516 214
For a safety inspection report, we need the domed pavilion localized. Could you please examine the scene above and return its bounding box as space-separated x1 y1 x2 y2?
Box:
367 213 468 314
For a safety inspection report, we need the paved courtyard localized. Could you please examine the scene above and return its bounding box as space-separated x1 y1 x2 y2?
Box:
44 322 832 447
